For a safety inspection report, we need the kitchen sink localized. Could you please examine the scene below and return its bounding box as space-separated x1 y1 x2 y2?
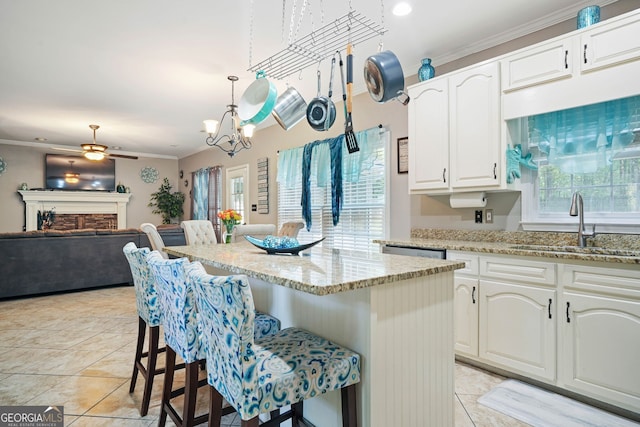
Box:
510 244 640 257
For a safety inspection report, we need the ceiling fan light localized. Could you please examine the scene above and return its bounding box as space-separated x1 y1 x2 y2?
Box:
84 150 105 161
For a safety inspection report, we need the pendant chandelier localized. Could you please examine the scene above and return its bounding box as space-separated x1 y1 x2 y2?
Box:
203 76 255 158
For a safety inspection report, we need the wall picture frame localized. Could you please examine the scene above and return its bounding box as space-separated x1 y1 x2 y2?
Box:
397 137 408 174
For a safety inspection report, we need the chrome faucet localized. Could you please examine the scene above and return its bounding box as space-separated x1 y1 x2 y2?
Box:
569 191 596 247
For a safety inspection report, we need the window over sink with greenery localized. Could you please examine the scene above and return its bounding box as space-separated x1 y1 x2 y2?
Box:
512 95 640 233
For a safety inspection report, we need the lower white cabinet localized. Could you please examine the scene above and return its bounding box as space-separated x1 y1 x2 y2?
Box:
451 251 640 413
454 276 478 357
479 279 556 382
558 264 640 413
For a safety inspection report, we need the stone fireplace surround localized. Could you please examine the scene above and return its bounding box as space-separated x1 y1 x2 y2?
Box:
18 190 132 231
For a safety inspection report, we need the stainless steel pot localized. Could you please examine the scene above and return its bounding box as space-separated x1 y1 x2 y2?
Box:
364 50 410 105
272 86 307 131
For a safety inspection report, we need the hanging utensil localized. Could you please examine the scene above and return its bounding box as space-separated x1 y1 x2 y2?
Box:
338 51 348 122
306 70 331 131
345 43 359 153
324 56 337 131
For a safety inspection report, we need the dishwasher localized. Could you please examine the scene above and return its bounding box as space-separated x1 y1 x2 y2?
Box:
381 244 447 259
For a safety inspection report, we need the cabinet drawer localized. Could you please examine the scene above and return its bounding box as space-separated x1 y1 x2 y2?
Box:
501 37 573 92
560 264 640 299
448 251 478 276
480 256 555 286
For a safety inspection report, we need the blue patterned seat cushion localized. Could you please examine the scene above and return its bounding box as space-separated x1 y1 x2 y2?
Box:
147 251 204 363
122 242 161 327
189 267 360 421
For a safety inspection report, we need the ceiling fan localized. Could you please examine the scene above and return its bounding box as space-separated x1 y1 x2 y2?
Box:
52 124 138 160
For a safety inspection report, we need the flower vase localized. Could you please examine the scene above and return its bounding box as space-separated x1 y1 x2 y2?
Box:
418 58 435 82
224 224 234 243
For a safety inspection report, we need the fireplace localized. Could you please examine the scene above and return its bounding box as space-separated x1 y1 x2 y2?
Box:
19 190 132 231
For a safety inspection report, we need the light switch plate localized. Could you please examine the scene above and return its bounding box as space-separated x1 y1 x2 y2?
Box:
486 209 494 224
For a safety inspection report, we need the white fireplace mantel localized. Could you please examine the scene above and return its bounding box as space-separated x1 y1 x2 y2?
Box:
19 190 132 231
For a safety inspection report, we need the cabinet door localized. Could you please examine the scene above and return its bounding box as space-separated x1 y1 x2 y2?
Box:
449 62 501 189
454 276 479 357
407 79 449 192
560 292 640 412
479 280 556 382
580 11 640 73
501 37 573 91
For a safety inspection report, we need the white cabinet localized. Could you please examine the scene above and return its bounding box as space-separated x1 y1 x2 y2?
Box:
580 10 640 73
502 8 640 119
501 37 573 92
478 256 556 382
559 264 640 413
449 251 479 357
407 61 503 194
449 62 502 189
407 78 449 191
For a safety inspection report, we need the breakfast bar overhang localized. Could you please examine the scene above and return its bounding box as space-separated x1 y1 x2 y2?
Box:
165 242 464 427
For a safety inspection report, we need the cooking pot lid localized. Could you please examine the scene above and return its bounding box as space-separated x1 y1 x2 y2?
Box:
364 60 384 102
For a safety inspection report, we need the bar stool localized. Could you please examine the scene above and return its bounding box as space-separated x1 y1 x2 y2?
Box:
188 265 361 427
147 252 282 427
122 242 165 417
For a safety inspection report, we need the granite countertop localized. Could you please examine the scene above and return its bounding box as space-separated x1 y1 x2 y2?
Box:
375 229 640 265
165 242 465 296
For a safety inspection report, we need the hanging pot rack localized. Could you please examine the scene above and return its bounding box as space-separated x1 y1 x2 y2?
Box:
247 11 386 81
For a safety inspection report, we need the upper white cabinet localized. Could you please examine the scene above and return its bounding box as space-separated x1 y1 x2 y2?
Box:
501 37 573 92
449 63 502 189
580 11 640 73
407 78 449 192
407 61 503 194
503 8 640 119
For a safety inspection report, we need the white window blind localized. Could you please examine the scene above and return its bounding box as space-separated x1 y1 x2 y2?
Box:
278 130 388 252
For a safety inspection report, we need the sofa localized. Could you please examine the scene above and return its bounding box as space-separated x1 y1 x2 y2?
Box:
0 226 186 299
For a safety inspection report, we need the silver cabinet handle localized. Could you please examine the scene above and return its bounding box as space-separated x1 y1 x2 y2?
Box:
548 298 552 319
565 50 568 69
443 168 447 183
472 286 476 304
493 163 497 179
584 44 588 64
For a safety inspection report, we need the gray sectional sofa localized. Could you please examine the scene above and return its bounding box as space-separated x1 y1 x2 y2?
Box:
0 226 186 299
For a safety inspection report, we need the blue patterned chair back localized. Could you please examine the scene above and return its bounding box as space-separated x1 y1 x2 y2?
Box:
188 265 257 416
146 251 204 363
123 242 160 326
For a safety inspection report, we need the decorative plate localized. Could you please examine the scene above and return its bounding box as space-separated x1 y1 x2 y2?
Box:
0 156 6 175
245 235 325 255
140 166 159 183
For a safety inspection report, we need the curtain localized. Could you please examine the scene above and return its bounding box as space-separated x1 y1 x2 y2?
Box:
190 166 223 241
278 126 386 231
529 97 635 174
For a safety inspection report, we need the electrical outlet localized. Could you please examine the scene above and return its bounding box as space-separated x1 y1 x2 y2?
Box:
475 210 483 224
486 209 494 224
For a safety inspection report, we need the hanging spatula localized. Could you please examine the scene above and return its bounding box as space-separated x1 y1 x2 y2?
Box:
345 43 359 153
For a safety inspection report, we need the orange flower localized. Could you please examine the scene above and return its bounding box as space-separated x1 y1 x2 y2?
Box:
217 209 242 224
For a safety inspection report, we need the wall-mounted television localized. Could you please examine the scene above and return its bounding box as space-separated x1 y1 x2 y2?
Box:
45 154 116 191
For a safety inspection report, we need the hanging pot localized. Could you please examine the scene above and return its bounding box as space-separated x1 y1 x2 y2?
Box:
238 71 277 126
306 64 336 131
272 86 308 131
363 50 410 105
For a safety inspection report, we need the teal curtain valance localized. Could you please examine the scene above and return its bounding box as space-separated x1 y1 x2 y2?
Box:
528 96 637 174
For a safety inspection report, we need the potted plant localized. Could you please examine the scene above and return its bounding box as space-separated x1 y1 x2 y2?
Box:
148 178 185 224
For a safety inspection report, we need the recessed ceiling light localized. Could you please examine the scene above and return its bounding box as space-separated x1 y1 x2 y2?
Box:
34 137 48 142
392 2 412 16
112 146 122 150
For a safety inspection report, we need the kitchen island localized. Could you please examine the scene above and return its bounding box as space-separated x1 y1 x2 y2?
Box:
165 242 464 427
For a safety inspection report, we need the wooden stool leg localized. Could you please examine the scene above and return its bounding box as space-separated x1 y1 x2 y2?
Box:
140 325 160 416
158 347 176 427
291 402 304 427
341 385 358 427
182 361 199 427
208 385 223 427
241 417 260 427
130 316 146 393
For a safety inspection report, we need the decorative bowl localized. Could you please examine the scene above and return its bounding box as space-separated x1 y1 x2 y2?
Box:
244 235 325 255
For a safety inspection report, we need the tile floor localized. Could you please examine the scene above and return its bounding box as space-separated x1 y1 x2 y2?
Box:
0 285 532 426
